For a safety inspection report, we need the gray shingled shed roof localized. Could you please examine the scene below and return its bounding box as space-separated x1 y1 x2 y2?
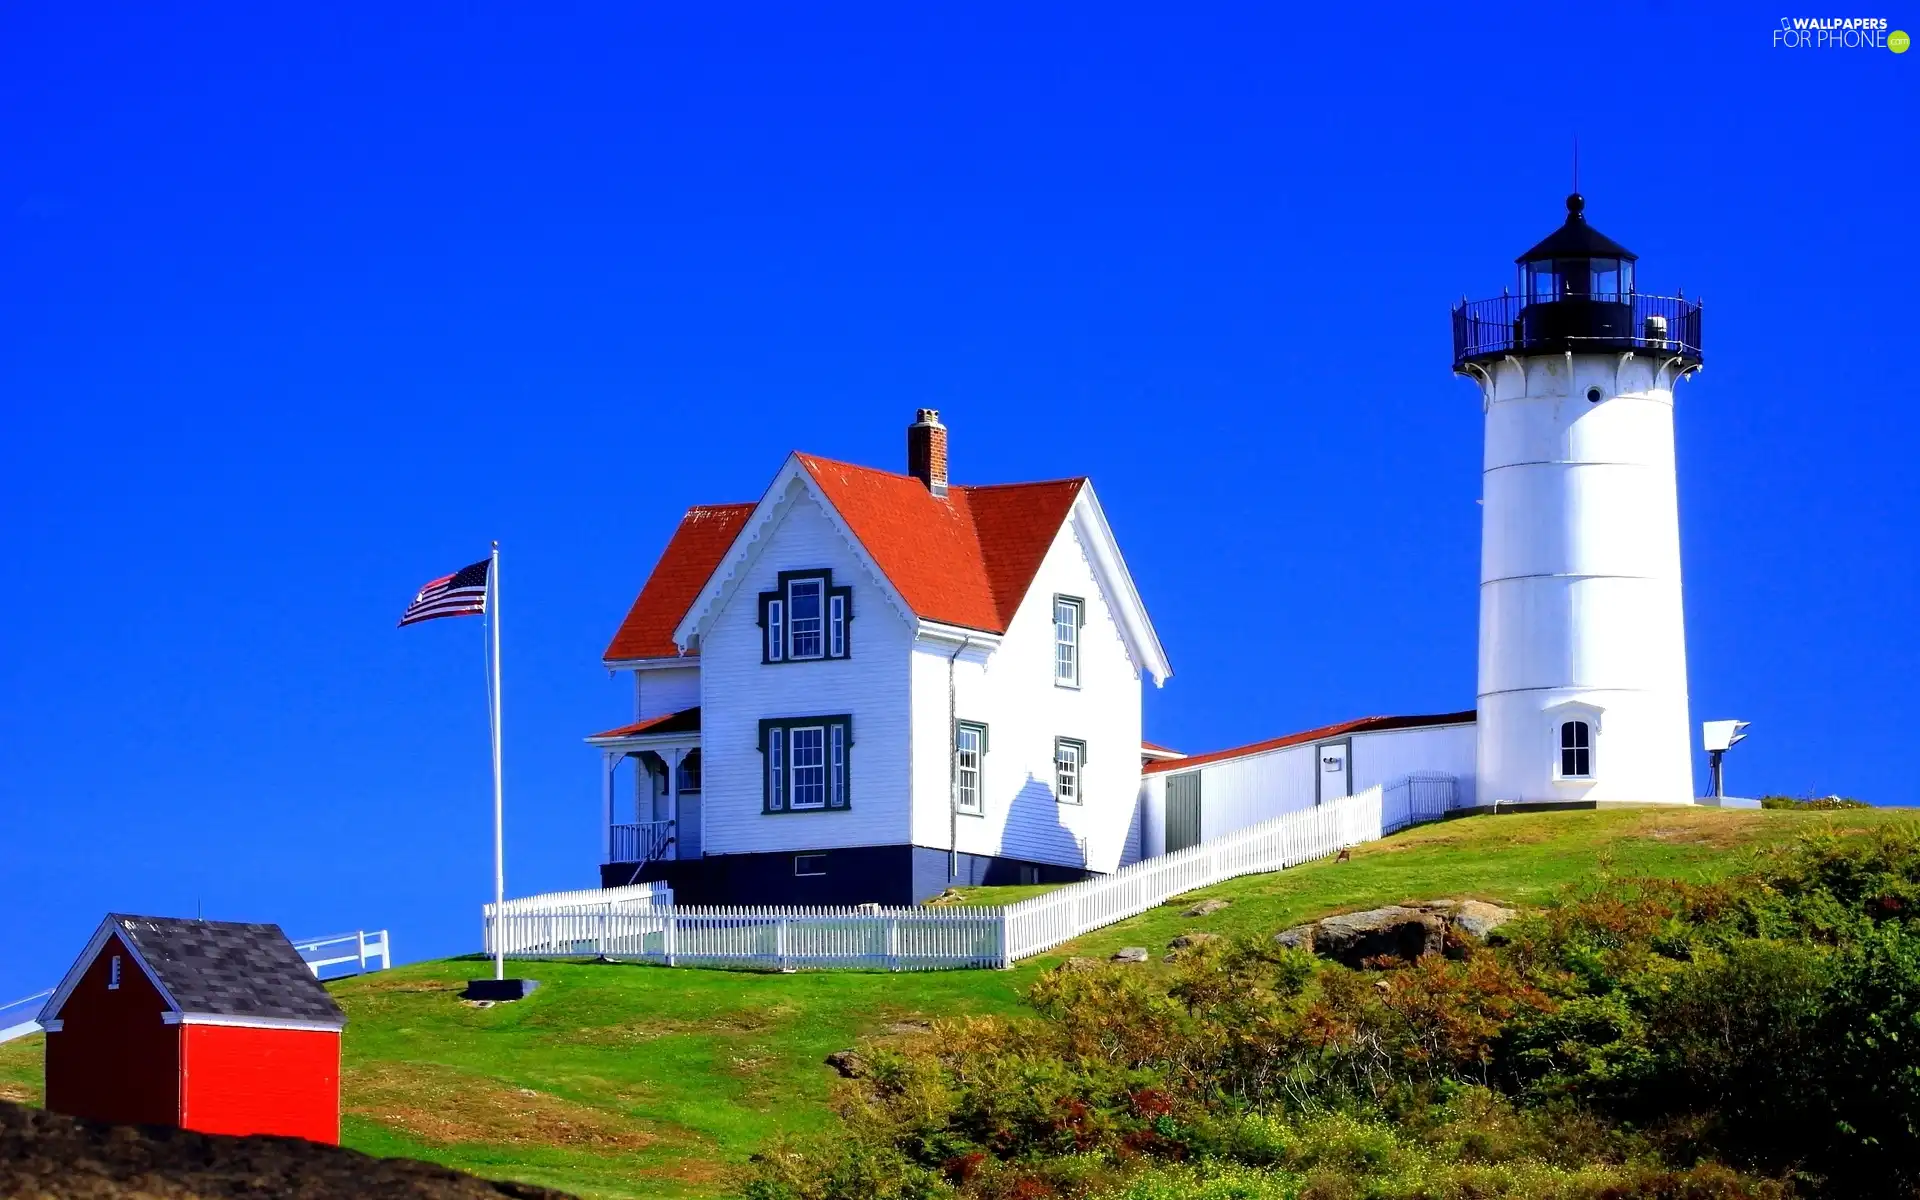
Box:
108 913 347 1027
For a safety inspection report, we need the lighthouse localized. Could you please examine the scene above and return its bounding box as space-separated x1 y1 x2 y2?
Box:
1452 195 1702 806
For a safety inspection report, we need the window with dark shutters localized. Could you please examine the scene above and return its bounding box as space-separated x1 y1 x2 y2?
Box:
761 716 853 812
759 570 853 664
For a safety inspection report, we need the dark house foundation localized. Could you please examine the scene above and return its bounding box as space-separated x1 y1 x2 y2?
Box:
600 844 1092 907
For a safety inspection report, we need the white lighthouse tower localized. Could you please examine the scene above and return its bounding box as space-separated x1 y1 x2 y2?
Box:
1453 195 1701 805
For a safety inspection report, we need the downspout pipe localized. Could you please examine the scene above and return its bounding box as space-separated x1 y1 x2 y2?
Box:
948 638 966 879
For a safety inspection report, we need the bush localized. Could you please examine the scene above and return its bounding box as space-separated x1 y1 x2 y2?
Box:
738 824 1920 1200
1759 794 1870 810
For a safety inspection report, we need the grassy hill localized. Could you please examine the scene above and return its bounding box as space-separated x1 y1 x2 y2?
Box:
2 806 1909 1199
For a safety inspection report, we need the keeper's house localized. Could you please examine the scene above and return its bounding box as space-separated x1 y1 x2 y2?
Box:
39 914 346 1143
591 410 1172 906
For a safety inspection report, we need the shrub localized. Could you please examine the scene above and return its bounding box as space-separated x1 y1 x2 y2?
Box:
737 823 1920 1199
1759 794 1870 810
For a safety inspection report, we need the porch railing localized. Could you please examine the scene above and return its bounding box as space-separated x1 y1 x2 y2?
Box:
489 776 1452 972
610 820 675 864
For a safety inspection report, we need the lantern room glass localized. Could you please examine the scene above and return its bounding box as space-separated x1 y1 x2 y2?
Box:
1522 257 1633 303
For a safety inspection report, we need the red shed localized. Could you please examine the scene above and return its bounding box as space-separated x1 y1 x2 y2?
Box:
39 914 347 1144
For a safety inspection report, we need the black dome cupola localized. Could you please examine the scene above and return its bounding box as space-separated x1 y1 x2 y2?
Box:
1451 194 1700 371
1517 193 1636 264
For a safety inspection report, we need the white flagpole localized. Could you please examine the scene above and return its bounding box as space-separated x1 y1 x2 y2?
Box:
489 540 505 982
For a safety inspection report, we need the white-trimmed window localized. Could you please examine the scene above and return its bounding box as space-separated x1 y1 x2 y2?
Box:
760 571 852 663
761 716 853 812
1559 721 1593 779
1054 596 1082 686
794 853 827 877
791 726 826 808
789 579 824 659
1054 737 1086 804
108 955 121 990
955 721 987 815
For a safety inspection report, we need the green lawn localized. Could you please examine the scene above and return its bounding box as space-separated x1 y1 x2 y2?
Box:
1 806 1908 1199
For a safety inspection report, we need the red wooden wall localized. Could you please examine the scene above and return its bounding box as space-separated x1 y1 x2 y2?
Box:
179 1024 341 1144
43 933 180 1127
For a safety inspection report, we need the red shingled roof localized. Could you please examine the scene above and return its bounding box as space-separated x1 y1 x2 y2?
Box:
587 706 702 741
797 454 1084 633
604 457 1086 661
603 505 755 662
1142 711 1477 774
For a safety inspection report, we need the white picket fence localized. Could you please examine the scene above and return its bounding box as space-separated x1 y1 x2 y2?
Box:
1383 771 1459 832
485 778 1448 972
485 902 1007 970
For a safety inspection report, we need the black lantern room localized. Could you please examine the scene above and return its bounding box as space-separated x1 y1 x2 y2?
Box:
1451 195 1701 370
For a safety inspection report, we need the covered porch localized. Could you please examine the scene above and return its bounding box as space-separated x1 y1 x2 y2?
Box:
587 706 702 872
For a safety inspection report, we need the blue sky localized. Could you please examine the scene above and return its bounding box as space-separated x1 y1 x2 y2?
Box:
2 3 1914 1001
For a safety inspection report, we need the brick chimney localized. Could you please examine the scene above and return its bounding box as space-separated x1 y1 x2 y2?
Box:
907 409 948 497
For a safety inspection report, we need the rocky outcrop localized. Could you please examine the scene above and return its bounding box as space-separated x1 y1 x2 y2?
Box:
0 1099 573 1199
1275 899 1520 968
1163 932 1222 961
1181 898 1231 917
1442 899 1518 940
1311 907 1447 967
1110 947 1150 964
825 1050 869 1078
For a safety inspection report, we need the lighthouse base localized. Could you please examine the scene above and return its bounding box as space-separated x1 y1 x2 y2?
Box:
1477 689 1694 808
1447 797 1747 819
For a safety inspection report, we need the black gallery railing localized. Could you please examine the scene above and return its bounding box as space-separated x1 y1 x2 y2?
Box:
1451 293 1703 366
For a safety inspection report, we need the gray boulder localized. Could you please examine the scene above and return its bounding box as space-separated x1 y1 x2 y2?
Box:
1282 906 1447 968
1275 899 1521 968
1182 898 1231 917
1111 946 1150 964
1272 925 1314 952
1449 899 1518 940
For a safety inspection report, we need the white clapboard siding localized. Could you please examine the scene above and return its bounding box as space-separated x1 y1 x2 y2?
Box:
482 779 1451 972
699 487 916 857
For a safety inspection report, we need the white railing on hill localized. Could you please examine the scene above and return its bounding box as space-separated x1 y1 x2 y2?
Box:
292 930 394 979
483 779 1445 972
1002 784 1387 961
1384 772 1458 831
0 989 53 1045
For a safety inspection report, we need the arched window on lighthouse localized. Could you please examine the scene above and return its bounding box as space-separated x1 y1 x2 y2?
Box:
1559 721 1593 780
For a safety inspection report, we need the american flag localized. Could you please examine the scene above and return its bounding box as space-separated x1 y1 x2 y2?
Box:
399 559 490 626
